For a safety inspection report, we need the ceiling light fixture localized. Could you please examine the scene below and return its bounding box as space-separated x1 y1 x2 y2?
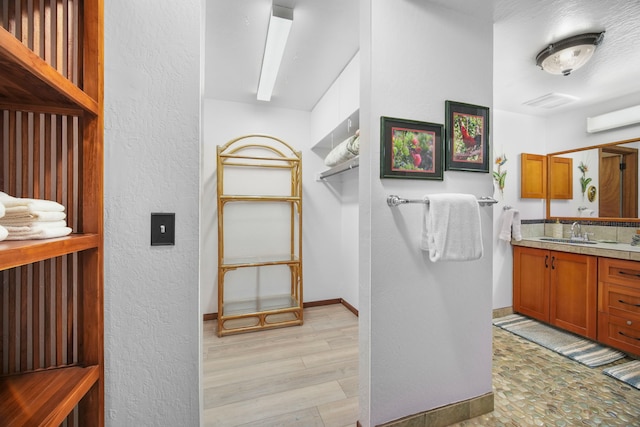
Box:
535 32 605 76
257 5 293 101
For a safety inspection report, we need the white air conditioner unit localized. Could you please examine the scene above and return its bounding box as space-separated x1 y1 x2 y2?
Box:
587 105 640 133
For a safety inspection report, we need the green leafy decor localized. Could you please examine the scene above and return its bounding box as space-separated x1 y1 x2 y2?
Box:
578 162 591 197
493 154 507 196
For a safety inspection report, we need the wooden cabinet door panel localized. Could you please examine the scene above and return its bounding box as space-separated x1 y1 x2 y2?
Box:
513 247 550 322
550 251 597 339
521 153 547 199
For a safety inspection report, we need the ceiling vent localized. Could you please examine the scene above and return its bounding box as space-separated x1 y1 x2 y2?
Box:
523 92 579 109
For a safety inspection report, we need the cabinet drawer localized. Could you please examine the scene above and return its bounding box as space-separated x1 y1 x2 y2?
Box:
599 283 640 319
599 257 640 289
598 313 640 356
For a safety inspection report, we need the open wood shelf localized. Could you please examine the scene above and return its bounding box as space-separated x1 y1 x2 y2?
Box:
0 365 99 426
0 1 104 424
0 27 99 116
0 234 100 271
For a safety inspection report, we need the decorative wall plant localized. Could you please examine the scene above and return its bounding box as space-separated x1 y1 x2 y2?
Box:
578 161 591 198
493 154 507 196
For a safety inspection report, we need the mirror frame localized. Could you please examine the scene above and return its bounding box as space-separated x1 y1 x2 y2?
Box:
546 136 640 222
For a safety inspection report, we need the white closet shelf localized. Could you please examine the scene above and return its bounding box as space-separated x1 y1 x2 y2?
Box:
317 156 359 181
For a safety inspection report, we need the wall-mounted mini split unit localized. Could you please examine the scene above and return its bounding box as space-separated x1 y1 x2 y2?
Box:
587 105 640 133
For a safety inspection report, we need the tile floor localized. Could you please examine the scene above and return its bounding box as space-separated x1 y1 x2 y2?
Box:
203 304 640 426
453 326 640 426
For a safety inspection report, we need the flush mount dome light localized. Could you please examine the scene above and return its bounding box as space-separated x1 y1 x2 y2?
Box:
536 32 605 76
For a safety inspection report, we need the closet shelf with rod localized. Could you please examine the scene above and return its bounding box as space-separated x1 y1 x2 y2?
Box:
386 195 498 207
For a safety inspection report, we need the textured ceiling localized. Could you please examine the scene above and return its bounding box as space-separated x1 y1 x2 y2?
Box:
494 0 640 116
205 0 640 115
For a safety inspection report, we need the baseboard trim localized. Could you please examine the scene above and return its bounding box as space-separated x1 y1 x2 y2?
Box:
203 298 359 321
377 392 494 427
492 306 513 319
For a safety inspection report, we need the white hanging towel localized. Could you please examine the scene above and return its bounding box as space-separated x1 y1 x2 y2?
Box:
420 193 483 262
499 208 522 242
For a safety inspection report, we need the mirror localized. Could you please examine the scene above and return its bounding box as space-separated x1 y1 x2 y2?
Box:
547 137 640 220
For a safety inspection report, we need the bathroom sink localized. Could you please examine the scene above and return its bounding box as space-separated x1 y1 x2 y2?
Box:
539 237 598 245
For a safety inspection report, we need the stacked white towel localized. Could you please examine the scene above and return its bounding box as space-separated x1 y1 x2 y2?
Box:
0 192 72 240
0 200 7 242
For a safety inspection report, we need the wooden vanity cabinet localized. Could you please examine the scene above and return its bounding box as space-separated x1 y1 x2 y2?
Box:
598 258 640 356
513 246 550 322
513 246 597 339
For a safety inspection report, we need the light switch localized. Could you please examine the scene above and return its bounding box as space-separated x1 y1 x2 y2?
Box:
151 213 175 246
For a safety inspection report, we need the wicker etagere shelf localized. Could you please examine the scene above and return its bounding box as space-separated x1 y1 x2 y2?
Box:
216 135 303 337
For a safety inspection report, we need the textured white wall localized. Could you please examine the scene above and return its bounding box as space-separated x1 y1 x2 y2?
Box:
359 1 494 425
492 110 547 310
201 99 349 314
104 1 201 425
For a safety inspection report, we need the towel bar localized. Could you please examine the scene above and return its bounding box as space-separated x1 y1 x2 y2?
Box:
386 195 498 207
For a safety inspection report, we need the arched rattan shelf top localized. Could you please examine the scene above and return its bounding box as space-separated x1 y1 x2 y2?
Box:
219 134 301 160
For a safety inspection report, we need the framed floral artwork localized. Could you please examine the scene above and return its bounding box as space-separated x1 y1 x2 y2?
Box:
445 101 490 172
380 116 444 180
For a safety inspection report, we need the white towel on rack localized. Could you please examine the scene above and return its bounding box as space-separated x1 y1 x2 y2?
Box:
420 193 483 262
499 208 522 242
0 225 7 242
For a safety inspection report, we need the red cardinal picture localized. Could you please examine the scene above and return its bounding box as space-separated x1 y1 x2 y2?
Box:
453 112 484 163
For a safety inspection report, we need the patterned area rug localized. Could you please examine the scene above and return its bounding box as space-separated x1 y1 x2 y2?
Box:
603 361 640 390
493 314 626 368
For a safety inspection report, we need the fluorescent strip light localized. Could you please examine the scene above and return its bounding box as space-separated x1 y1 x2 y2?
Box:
257 5 293 101
587 105 640 133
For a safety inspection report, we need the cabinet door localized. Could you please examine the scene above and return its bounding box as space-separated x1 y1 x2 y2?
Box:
550 251 597 339
513 246 550 322
520 153 547 199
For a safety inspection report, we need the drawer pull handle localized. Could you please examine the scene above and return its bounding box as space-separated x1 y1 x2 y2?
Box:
618 299 640 308
619 331 640 341
544 255 548 269
618 270 640 279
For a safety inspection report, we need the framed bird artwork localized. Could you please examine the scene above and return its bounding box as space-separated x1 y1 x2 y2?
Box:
445 100 490 173
379 116 444 180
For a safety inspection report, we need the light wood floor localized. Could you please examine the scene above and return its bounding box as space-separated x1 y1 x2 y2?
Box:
203 304 359 427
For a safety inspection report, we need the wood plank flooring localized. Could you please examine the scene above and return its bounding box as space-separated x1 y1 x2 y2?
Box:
203 304 359 427
204 304 640 427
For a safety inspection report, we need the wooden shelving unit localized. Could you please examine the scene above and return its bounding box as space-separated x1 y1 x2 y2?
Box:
216 135 303 336
0 1 104 425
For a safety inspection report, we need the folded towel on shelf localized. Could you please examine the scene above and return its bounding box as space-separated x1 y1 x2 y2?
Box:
3 226 72 240
420 193 483 262
3 221 68 233
0 201 4 219
499 208 522 242
0 210 67 223
324 134 360 167
0 225 7 242
0 191 65 212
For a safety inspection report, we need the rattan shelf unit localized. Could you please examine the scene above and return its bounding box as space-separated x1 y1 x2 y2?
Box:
216 135 303 336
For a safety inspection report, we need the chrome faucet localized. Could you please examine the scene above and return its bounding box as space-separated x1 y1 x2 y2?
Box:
570 221 583 240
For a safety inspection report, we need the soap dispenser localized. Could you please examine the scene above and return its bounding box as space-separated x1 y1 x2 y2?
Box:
551 219 563 238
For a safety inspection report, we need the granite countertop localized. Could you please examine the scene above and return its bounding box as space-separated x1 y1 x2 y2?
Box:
512 237 640 261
